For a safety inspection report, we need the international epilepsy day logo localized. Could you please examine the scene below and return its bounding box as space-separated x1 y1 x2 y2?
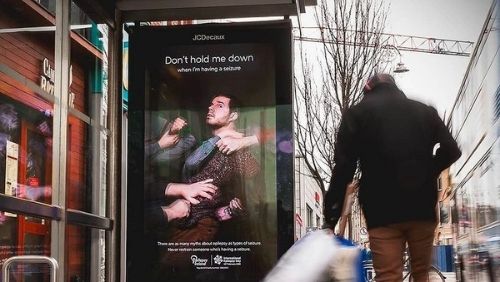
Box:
214 255 223 265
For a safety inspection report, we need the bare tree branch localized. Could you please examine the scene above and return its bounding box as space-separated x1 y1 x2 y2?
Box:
295 0 389 195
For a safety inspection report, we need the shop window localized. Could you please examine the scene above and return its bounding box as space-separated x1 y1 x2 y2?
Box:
0 95 52 203
0 1 57 278
66 1 109 215
35 0 56 14
66 224 90 282
0 96 52 282
65 3 111 282
0 210 52 281
0 0 57 108
66 120 92 211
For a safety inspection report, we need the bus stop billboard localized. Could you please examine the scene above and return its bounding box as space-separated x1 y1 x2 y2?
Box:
126 20 294 282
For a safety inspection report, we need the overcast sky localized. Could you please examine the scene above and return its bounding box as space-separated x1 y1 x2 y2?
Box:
296 0 493 116
386 0 492 116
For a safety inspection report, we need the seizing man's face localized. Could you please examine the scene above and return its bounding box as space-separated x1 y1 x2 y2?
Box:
206 96 236 127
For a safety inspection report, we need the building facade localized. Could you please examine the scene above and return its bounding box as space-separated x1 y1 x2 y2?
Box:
447 1 500 281
436 169 454 246
294 155 323 240
347 195 368 245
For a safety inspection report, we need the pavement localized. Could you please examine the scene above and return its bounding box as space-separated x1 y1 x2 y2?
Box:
442 272 457 281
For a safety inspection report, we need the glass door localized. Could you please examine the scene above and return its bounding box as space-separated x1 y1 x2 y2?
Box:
17 121 52 259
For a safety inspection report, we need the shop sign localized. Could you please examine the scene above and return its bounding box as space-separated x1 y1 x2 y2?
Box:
27 177 40 187
296 213 303 226
40 58 76 108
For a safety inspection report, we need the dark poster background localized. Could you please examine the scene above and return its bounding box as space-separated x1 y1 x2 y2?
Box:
127 21 293 282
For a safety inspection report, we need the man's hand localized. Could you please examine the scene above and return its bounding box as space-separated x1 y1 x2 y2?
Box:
157 117 187 149
323 211 340 232
228 197 244 215
215 129 243 140
216 135 259 155
323 227 335 234
169 117 187 135
163 200 190 222
215 197 244 221
157 132 180 149
182 179 218 204
346 181 359 195
323 181 359 234
216 136 244 155
166 179 218 205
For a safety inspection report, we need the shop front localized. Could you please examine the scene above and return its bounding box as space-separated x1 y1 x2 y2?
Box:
0 0 115 280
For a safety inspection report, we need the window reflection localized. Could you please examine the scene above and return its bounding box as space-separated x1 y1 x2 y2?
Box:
66 0 109 214
457 190 472 236
0 96 53 203
66 225 88 282
0 211 51 281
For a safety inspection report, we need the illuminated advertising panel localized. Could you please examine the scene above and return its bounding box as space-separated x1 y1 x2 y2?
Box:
127 20 293 282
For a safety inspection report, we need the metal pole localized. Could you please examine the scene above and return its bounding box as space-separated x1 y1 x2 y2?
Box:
107 9 123 282
52 0 70 281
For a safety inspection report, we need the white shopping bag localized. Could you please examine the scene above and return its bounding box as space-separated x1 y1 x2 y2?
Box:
264 181 364 282
263 229 340 282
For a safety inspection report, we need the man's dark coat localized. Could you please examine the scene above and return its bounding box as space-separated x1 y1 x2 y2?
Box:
324 83 462 229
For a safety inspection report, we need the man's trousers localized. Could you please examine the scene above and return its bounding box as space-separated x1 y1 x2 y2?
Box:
368 220 437 282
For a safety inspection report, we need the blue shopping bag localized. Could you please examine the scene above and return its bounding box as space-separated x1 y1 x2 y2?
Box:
329 236 365 282
328 181 367 282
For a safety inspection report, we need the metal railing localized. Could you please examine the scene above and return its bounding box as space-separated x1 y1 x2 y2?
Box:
2 255 58 282
402 257 447 282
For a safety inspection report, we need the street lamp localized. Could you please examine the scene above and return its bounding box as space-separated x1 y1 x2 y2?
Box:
394 61 409 73
383 45 410 73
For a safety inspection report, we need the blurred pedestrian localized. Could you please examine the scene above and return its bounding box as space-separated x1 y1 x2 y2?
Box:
324 73 462 282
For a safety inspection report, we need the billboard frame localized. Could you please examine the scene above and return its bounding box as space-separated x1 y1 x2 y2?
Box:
126 20 294 282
